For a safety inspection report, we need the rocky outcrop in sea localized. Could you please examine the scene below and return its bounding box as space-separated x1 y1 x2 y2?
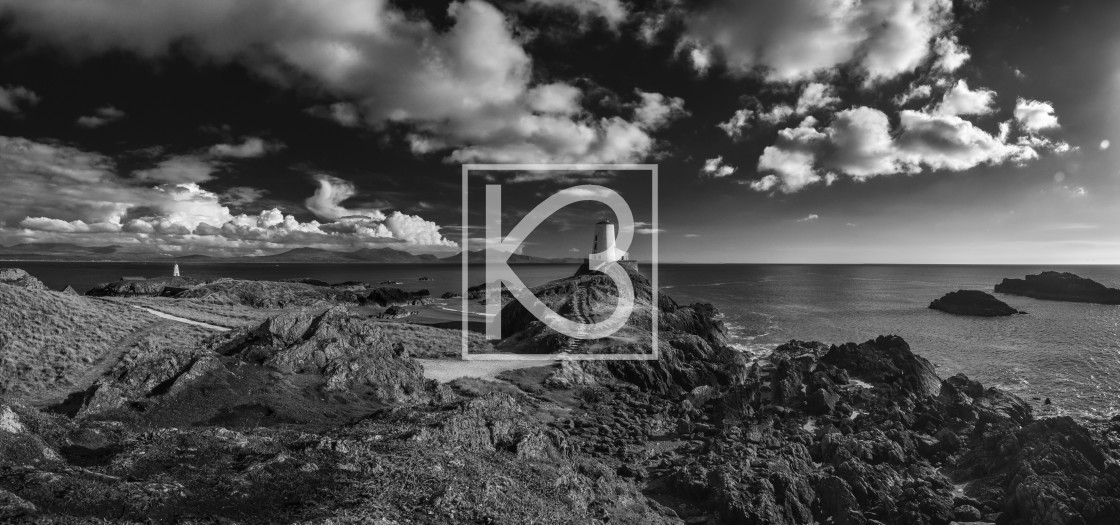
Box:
994 271 1120 304
929 289 1025 316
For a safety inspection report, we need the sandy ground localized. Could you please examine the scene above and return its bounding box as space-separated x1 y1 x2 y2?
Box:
130 305 230 331
416 358 551 382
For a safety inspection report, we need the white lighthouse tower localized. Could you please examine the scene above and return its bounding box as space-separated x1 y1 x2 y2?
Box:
172 263 180 277
588 220 627 266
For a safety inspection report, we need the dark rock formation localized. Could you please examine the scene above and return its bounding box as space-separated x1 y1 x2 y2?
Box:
362 286 431 306
994 271 1120 304
440 291 461 299
0 268 46 290
85 276 214 297
930 289 1025 316
378 305 414 319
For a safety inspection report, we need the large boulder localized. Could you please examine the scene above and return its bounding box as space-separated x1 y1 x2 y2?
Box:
0 268 46 290
929 290 1024 316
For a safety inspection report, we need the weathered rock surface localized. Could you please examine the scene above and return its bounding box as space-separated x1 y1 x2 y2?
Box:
377 305 414 319
994 271 1120 304
0 267 46 290
930 289 1025 316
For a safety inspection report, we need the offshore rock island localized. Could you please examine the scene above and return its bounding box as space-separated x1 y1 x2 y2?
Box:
929 290 1025 317
1 265 1119 524
994 271 1120 305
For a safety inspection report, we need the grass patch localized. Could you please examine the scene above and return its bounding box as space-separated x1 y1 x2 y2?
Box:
0 285 162 399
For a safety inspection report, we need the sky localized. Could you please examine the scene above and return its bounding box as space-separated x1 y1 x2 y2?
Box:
0 0 1117 263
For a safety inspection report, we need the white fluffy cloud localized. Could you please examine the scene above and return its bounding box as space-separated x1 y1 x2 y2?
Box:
750 105 1067 193
1014 98 1061 132
795 83 841 114
717 109 752 139
304 174 386 221
133 156 216 184
209 137 282 158
0 136 457 253
701 156 736 178
683 0 954 82
76 106 124 128
0 0 659 164
934 80 995 117
0 85 39 114
633 90 687 129
932 35 970 72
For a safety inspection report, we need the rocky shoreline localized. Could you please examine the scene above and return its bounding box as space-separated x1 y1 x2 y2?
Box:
2 267 1119 523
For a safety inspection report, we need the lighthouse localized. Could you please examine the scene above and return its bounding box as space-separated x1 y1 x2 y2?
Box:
589 220 628 264
172 263 180 277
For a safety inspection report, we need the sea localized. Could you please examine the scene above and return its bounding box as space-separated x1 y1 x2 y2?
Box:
12 261 1120 420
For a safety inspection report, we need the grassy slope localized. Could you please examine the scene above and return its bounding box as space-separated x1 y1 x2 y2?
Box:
0 284 207 401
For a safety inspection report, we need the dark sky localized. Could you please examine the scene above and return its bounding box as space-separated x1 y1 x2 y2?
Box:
0 0 1115 263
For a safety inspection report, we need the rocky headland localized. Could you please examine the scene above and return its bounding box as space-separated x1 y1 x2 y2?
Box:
1 266 1119 524
929 290 1025 316
994 271 1120 305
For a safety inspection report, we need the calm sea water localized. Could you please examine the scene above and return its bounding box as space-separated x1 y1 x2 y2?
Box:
13 262 1120 419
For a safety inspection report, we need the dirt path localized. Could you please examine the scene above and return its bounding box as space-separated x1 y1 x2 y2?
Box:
24 318 172 409
416 358 551 383
130 306 230 331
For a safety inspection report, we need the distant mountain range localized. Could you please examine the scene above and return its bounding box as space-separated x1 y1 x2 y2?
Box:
0 243 586 264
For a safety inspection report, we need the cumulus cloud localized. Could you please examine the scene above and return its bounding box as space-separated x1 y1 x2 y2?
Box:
632 90 687 129
795 83 840 113
750 105 1066 193
1014 98 1061 132
0 136 456 253
701 156 736 178
0 85 39 114
133 156 216 184
797 214 819 222
934 80 995 117
208 136 282 158
932 35 970 72
0 0 660 164
759 104 796 125
76 106 124 128
894 84 932 106
717 109 753 139
304 174 386 221
683 0 954 82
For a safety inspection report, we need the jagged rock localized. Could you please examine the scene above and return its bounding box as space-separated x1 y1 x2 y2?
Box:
821 335 942 398
808 387 839 415
994 271 1120 304
0 488 37 519
0 268 46 290
929 290 1024 316
58 284 78 295
378 305 413 319
363 287 432 306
